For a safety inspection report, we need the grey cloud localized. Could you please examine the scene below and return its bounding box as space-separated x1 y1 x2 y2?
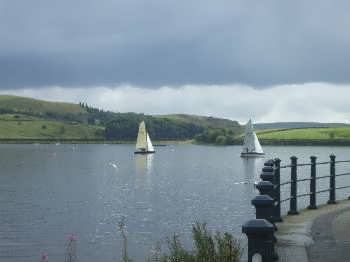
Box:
0 0 350 88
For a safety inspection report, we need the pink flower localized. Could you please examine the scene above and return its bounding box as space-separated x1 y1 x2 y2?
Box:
41 252 48 262
68 234 77 242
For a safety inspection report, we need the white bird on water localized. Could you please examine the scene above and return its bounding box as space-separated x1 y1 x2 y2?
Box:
109 162 118 169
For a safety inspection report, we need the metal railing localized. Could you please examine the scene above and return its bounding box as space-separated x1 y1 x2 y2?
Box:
242 155 350 262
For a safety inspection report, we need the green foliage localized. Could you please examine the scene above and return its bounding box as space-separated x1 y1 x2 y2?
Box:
195 128 237 145
0 119 103 139
105 115 203 141
257 127 350 141
145 222 240 262
59 125 66 134
215 135 226 145
0 95 87 122
0 95 244 142
158 114 242 134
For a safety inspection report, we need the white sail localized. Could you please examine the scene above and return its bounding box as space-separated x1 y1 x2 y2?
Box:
136 121 147 151
242 119 264 155
253 132 263 153
146 133 155 152
135 121 155 153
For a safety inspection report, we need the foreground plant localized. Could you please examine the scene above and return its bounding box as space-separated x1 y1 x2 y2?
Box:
156 222 241 262
118 220 133 262
41 252 48 262
66 234 77 262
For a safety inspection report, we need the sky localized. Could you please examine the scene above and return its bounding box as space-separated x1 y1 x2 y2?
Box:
0 0 349 123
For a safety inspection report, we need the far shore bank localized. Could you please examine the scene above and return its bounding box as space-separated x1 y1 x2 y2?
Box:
0 138 349 146
0 139 193 145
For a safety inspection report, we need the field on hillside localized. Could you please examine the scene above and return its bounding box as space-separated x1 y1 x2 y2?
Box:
0 116 104 140
0 95 87 115
257 127 350 140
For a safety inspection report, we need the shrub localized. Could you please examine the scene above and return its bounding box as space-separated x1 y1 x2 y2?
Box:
120 222 241 262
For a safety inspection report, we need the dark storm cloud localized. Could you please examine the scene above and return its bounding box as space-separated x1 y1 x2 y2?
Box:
0 0 350 88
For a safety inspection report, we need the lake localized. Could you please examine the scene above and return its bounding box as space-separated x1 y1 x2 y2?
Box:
0 144 349 261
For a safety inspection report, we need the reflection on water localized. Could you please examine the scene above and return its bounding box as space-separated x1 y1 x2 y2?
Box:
135 154 154 175
134 154 154 191
242 157 265 182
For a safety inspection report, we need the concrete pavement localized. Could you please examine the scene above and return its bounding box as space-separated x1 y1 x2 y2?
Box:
274 199 350 262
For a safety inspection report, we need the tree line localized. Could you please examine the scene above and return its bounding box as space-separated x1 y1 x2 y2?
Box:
105 114 204 140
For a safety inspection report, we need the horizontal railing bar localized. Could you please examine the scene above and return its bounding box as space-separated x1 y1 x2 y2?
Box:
315 161 330 165
335 160 350 163
335 185 350 190
297 178 311 182
279 181 291 186
315 175 330 180
280 163 311 168
279 198 290 203
279 160 350 169
335 172 350 177
280 165 291 169
316 189 330 194
297 193 311 198
297 163 312 167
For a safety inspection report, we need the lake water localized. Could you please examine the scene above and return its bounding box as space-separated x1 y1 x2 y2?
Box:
0 144 349 261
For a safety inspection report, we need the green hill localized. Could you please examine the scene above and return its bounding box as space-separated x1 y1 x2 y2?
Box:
0 95 243 142
254 122 350 129
156 114 242 132
0 118 103 140
0 95 86 115
256 127 350 145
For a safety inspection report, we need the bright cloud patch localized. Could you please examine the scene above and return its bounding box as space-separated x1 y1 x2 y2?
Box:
1 83 349 124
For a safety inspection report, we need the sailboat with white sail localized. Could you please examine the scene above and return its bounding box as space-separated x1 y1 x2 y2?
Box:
134 121 155 154
241 119 264 157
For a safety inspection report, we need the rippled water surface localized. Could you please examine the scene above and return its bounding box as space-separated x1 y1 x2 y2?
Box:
0 144 349 261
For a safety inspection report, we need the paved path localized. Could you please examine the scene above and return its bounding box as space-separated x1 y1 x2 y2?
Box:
308 206 350 262
274 199 350 262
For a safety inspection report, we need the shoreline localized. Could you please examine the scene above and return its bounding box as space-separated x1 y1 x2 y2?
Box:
0 138 349 146
0 138 194 145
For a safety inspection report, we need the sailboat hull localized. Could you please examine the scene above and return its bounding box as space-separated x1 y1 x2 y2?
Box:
240 152 265 158
134 150 155 154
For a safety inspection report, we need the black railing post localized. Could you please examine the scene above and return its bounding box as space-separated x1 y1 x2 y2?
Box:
252 195 275 224
264 159 274 167
273 158 282 222
308 156 317 209
288 156 299 215
261 166 275 185
328 154 336 204
256 181 274 197
242 219 275 262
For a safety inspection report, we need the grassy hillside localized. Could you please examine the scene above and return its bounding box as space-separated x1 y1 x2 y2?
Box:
0 118 103 140
157 114 242 132
255 122 350 129
0 95 243 142
257 127 350 140
256 127 350 145
0 95 87 115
